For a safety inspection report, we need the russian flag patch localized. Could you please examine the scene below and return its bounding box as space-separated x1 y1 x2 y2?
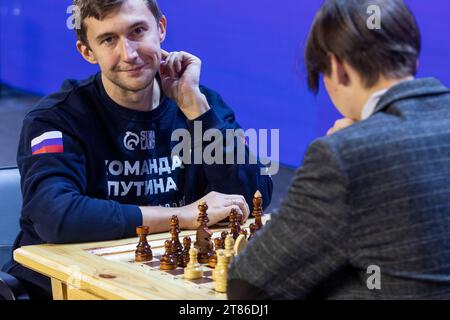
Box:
31 131 64 155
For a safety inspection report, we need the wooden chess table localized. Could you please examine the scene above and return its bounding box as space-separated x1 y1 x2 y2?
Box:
13 217 268 300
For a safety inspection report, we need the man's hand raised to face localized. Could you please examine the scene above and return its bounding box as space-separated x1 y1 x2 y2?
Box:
159 50 210 120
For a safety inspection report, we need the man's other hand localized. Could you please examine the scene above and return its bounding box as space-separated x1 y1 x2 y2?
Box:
180 191 250 230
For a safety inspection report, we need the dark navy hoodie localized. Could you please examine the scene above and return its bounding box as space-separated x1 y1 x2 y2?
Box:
3 73 272 294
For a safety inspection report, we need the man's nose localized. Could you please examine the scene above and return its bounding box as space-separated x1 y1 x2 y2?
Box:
120 38 138 62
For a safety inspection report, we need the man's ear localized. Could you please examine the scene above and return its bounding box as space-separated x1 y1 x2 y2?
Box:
158 15 167 43
76 40 98 65
329 53 350 87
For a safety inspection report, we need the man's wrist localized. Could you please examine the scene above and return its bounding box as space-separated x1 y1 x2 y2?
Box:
140 206 177 234
172 207 187 229
178 88 210 120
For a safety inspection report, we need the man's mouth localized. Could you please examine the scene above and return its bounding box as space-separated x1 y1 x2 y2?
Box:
119 64 147 72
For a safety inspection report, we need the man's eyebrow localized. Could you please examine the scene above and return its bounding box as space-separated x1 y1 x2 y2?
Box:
128 21 149 30
95 21 149 43
96 32 116 43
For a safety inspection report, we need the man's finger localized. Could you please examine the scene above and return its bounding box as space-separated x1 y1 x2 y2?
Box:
240 195 250 218
166 53 177 78
175 57 182 73
159 63 171 80
237 198 250 220
160 49 169 60
225 198 249 221
243 200 250 221
225 195 249 213
226 194 247 200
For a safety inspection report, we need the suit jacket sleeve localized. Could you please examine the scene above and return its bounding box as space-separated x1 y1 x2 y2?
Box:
227 138 350 299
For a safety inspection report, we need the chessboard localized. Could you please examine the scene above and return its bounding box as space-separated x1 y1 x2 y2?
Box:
85 229 237 299
82 191 267 299
14 191 268 300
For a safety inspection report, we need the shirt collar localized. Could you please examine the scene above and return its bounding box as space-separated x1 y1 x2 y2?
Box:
360 88 389 120
361 78 416 120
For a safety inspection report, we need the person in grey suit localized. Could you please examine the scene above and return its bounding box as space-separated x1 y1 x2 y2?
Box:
227 0 450 299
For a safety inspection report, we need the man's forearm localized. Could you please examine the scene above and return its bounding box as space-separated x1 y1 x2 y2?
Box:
139 205 184 234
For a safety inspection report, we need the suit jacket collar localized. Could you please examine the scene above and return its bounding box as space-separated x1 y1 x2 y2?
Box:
373 78 450 116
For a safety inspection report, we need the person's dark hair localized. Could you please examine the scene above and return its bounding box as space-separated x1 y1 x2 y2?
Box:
73 0 163 47
305 0 421 93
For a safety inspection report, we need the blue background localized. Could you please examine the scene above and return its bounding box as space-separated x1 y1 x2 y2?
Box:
1 0 449 167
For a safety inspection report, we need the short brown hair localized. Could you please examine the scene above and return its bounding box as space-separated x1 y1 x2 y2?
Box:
305 0 421 93
73 0 163 47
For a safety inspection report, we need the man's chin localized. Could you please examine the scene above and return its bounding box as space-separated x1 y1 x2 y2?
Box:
115 76 154 92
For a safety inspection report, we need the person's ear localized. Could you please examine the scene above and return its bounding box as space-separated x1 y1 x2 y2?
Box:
76 40 98 65
158 15 167 43
330 53 350 87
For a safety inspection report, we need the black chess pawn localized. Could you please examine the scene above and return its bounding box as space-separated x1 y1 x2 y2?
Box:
179 236 192 267
160 240 177 270
248 223 258 241
208 237 223 268
220 231 228 247
237 213 243 226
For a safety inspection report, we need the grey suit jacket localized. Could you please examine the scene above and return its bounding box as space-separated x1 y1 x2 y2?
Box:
228 78 450 299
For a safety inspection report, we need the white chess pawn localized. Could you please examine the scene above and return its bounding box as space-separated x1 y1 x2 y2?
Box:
224 234 235 258
215 250 232 293
184 247 203 280
211 249 223 281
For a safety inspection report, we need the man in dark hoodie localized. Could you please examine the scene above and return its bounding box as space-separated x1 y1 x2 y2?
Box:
2 0 272 299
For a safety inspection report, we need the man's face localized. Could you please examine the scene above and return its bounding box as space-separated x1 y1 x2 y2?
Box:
80 0 166 92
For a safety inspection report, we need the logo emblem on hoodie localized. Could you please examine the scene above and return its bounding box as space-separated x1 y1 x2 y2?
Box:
124 131 139 151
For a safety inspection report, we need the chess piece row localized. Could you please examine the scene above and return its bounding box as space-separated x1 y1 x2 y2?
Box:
136 220 242 293
134 190 266 292
186 234 236 293
189 190 265 292
135 190 264 265
193 190 264 266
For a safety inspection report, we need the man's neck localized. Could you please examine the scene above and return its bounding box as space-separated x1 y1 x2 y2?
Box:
101 73 161 112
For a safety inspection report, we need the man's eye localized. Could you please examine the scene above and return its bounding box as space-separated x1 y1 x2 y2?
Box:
102 37 114 45
134 27 144 35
